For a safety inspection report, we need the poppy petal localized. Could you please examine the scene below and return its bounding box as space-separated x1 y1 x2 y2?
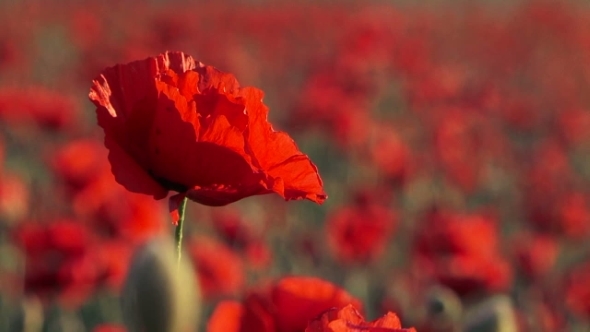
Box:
241 87 327 203
207 301 244 332
103 134 167 199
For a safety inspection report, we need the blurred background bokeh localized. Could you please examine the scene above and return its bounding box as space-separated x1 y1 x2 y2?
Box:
1 0 590 331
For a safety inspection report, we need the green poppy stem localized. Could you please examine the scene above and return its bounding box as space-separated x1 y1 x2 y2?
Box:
175 196 189 266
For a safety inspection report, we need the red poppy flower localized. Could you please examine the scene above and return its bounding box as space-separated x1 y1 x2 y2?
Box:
207 276 362 332
368 124 411 183
89 51 326 218
305 304 416 332
512 233 558 280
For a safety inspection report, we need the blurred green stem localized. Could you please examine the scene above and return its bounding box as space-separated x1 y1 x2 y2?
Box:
175 197 188 266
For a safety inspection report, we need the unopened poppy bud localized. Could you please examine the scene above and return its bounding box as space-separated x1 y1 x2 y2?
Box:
121 237 200 332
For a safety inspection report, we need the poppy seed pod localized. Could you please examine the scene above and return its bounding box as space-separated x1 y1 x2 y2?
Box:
121 237 200 332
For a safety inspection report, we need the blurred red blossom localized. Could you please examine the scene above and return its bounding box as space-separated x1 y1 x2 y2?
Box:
209 208 257 247
556 107 590 146
13 220 98 305
512 233 559 281
0 37 20 70
556 192 590 239
434 109 480 192
306 304 416 332
207 208 273 270
413 209 512 296
0 171 29 223
244 240 273 270
89 51 326 221
368 124 412 183
207 276 362 332
432 107 508 193
52 139 108 192
52 139 165 243
93 240 134 290
326 191 396 264
0 87 79 131
188 236 244 300
523 140 590 238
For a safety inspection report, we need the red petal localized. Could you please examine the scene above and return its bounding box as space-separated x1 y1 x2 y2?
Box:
103 134 167 200
89 51 197 121
267 153 327 203
272 277 362 332
89 52 199 197
371 312 403 329
241 87 327 204
199 110 248 159
148 83 269 205
186 183 270 206
192 65 241 95
143 82 199 189
207 301 245 332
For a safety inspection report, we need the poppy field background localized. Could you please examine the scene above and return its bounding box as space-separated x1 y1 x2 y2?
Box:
0 0 590 331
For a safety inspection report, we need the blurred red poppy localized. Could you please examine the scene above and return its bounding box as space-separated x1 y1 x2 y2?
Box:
0 171 29 223
368 124 411 183
209 208 256 247
326 191 396 264
512 233 558 280
89 51 326 219
208 295 278 332
52 139 165 243
188 236 244 300
305 304 416 332
13 220 98 306
0 87 79 131
413 209 512 296
207 276 362 332
52 139 107 192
